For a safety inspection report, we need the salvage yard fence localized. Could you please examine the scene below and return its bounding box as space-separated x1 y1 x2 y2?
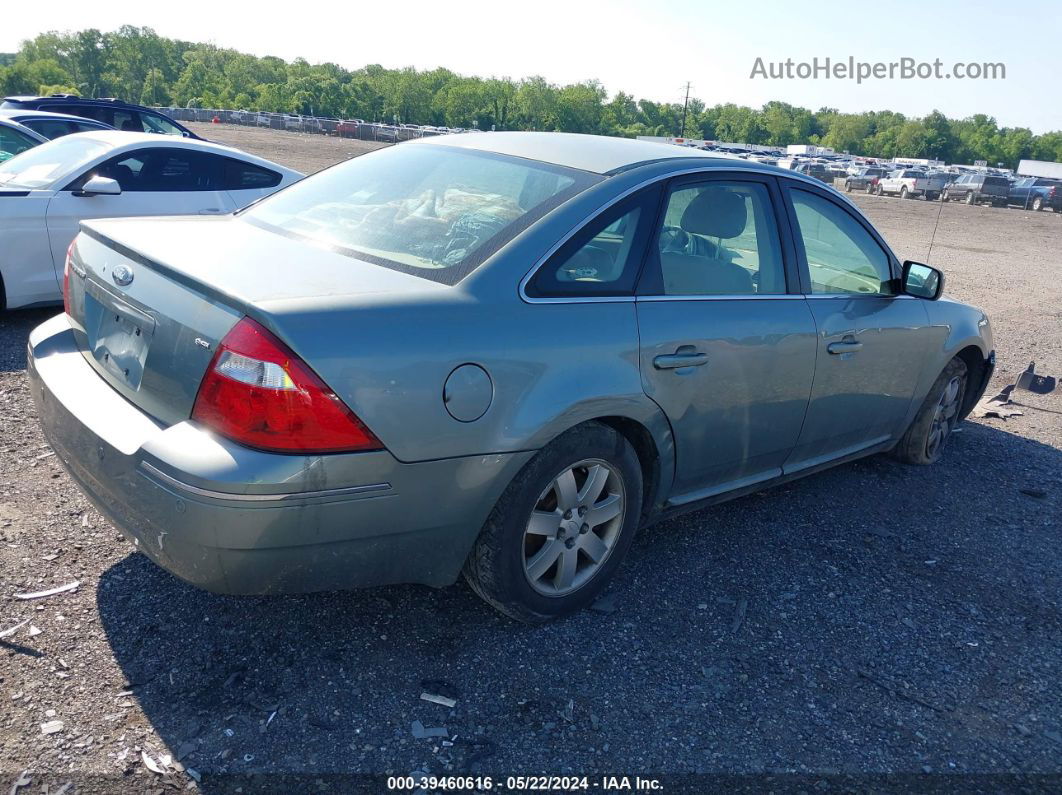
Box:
153 107 453 143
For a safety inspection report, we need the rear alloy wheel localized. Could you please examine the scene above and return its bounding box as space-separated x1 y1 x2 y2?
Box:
523 460 625 597
900 186 909 199
463 422 642 622
966 192 976 205
845 181 852 193
894 358 968 465
1032 196 1044 211
940 190 949 202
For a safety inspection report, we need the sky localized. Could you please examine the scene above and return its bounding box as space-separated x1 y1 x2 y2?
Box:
6 0 1061 133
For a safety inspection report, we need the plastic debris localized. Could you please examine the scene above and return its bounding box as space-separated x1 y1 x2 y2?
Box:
411 720 448 739
41 720 65 735
0 618 30 638
14 581 79 600
142 750 166 774
10 771 31 794
731 598 748 633
420 692 457 709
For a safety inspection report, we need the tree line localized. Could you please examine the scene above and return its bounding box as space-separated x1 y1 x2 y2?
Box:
2 26 1060 168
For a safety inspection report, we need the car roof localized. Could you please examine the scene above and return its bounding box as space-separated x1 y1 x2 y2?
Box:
410 131 727 175
4 95 142 109
0 108 113 125
50 131 304 176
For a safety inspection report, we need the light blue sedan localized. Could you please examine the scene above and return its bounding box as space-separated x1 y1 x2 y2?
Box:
28 132 994 621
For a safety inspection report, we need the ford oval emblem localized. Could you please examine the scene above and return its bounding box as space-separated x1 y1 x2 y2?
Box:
112 265 133 287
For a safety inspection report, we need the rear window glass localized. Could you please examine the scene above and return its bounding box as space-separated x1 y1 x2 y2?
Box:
242 144 598 284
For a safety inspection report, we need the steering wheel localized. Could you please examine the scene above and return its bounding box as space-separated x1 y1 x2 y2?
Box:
658 225 692 254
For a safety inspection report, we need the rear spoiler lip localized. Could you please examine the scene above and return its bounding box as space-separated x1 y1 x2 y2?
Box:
77 222 282 339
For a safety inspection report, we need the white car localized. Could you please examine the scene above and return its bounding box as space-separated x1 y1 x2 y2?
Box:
0 131 302 309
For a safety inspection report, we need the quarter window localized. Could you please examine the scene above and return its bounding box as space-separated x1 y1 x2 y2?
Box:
526 199 648 298
647 181 786 296
223 160 282 190
789 189 893 295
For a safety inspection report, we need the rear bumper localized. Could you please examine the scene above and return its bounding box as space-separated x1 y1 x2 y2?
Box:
28 314 533 594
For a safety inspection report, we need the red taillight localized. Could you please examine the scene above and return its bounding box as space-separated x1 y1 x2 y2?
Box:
62 239 76 316
191 317 383 454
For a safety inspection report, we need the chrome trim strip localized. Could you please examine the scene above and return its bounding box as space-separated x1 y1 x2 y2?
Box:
517 164 844 306
637 294 804 302
139 461 392 503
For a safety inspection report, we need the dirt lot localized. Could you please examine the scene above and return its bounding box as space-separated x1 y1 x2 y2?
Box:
1 125 1059 792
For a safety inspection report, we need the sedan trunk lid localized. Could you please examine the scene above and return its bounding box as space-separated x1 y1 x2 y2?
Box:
68 215 445 425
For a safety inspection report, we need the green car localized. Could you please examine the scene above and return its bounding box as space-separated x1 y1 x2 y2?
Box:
28 132 995 622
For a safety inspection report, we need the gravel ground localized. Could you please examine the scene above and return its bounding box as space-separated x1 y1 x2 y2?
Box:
1 127 1059 793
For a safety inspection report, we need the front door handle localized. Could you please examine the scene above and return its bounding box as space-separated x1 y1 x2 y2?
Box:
827 340 863 355
653 347 709 370
198 207 225 215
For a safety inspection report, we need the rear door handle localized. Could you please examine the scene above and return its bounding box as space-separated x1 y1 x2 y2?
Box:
653 348 709 370
827 340 863 354
198 207 225 215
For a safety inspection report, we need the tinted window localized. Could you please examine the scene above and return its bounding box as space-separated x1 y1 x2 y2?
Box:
647 180 786 296
243 144 598 285
140 112 185 136
790 189 892 295
223 159 281 190
527 194 652 298
44 104 110 125
78 148 221 191
19 119 103 139
111 110 144 133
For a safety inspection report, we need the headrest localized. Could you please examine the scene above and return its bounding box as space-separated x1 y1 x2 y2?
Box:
680 188 747 239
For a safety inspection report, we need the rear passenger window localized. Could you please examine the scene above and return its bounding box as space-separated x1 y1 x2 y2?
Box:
223 160 282 190
647 181 786 296
789 189 893 295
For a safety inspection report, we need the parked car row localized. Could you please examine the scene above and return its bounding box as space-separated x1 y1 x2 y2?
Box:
155 106 464 142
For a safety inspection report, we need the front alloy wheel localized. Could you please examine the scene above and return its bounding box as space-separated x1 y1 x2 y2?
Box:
925 374 965 459
894 357 969 465
523 460 625 596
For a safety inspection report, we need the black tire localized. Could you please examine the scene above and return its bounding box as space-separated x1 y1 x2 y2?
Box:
940 190 949 202
965 192 976 205
894 358 968 465
1032 196 1044 211
463 422 643 622
866 183 875 194
900 186 909 199
845 181 852 193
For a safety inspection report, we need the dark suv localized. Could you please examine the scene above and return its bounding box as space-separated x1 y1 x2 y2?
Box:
941 173 1010 206
0 95 202 140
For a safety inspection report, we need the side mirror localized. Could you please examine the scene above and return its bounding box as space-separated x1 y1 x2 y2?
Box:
76 175 121 197
902 260 944 300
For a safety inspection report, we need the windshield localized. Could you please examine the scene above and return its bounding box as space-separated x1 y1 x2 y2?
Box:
0 125 39 163
0 135 111 188
242 143 598 284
